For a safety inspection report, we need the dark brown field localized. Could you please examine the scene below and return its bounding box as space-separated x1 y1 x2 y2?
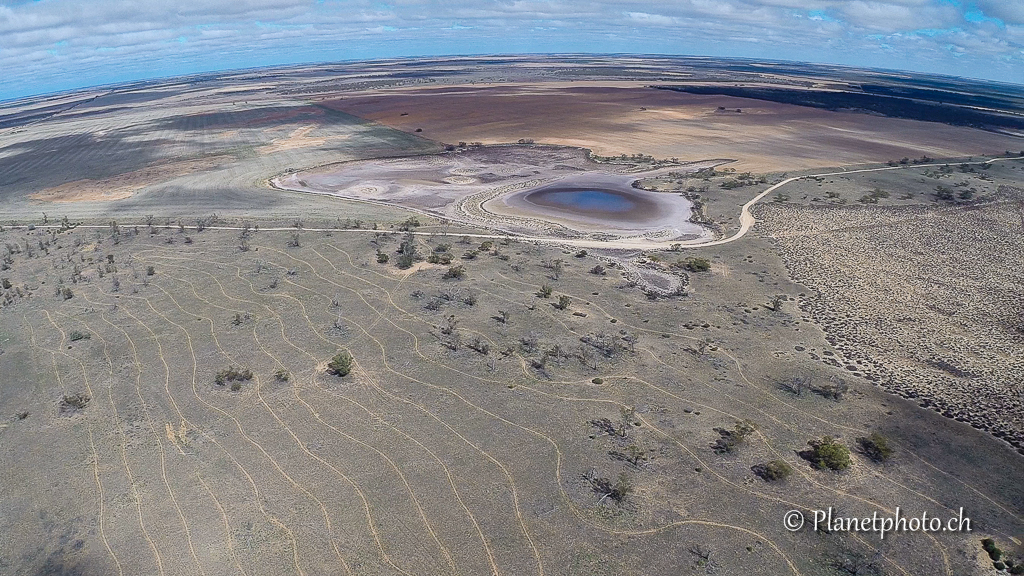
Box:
327 83 1024 172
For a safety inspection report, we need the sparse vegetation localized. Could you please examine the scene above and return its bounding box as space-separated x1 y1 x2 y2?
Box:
215 366 253 386
3 72 1024 576
677 257 711 272
712 420 755 454
753 460 793 482
857 432 895 463
804 436 852 471
327 351 354 376
588 472 632 504
58 393 91 416
442 265 465 279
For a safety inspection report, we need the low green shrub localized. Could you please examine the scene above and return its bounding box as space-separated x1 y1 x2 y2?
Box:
677 257 711 272
215 366 253 385
442 265 465 279
805 436 851 471
328 351 353 376
756 460 793 482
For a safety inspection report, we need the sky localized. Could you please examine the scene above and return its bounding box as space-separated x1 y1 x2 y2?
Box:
1 0 1023 101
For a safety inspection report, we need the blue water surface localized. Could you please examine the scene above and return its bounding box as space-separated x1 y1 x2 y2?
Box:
540 190 636 212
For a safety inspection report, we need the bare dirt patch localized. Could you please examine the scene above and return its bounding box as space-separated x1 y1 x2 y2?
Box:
28 156 231 203
386 261 442 276
258 124 331 154
326 83 1024 172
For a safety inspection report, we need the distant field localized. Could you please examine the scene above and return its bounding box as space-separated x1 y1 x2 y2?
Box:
0 88 439 221
326 82 1024 172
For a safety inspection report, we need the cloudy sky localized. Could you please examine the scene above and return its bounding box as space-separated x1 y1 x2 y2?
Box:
1 0 1022 101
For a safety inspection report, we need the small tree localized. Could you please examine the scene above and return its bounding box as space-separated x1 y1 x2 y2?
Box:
805 436 851 471
327 351 353 376
554 295 571 310
814 377 849 401
537 285 553 298
551 259 564 279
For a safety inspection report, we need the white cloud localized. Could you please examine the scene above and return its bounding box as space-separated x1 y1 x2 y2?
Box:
973 0 1024 25
0 0 1022 100
838 1 960 32
624 12 678 26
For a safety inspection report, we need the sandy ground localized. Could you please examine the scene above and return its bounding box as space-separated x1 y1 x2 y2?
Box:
27 156 232 203
326 82 1024 172
258 125 331 154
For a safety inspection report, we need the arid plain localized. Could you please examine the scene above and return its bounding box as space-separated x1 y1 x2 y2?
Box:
2 56 1023 576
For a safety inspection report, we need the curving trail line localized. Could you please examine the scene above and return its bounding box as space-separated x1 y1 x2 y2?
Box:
140 253 496 576
106 226 1022 575
15 154 1021 576
16 156 1023 251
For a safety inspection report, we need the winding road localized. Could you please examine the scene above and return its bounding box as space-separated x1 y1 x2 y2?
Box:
15 155 1024 251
